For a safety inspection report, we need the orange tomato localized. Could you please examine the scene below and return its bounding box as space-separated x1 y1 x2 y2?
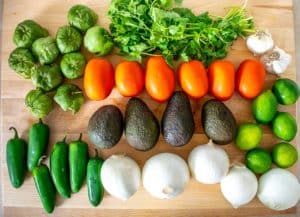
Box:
178 60 208 99
236 59 266 99
145 56 175 102
115 61 145 97
84 58 114 100
208 60 235 101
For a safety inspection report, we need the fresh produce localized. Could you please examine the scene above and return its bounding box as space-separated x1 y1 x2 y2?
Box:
246 30 274 55
236 59 266 99
142 153 190 199
69 133 88 193
31 64 63 92
125 98 159 151
13 20 49 48
56 26 83 54
68 4 98 32
50 136 70 198
178 60 208 99
145 56 175 102
252 90 278 124
25 89 53 118
202 99 237 145
235 123 262 151
272 78 300 105
60 52 86 79
32 36 59 65
271 142 298 168
108 0 254 65
54 84 84 114
261 47 291 75
115 61 145 97
8 47 36 79
208 60 235 101
258 168 300 211
84 58 115 100
88 105 123 149
221 165 258 208
272 112 297 141
101 155 141 200
6 127 27 188
161 91 195 147
245 148 272 174
27 119 50 171
84 26 114 55
32 158 56 214
188 140 229 184
87 149 104 207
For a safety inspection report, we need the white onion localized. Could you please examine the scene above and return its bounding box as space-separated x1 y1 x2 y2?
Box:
258 168 300 211
142 152 190 199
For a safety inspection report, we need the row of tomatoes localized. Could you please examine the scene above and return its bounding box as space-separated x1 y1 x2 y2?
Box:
83 56 266 102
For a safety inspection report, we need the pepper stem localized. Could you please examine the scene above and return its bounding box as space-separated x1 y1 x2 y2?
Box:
94 148 99 158
38 118 43 124
9 127 19 139
62 134 67 143
78 133 82 141
37 155 47 166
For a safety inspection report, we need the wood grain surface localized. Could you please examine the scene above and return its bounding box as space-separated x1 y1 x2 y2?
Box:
1 0 298 216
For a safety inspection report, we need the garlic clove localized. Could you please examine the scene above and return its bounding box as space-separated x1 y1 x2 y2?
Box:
246 30 274 55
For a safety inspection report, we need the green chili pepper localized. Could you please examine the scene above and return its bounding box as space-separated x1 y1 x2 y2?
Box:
87 149 104 206
6 127 27 188
50 135 70 198
32 157 56 214
27 119 50 171
69 133 88 193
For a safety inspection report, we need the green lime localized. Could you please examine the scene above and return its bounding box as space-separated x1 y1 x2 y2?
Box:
272 78 300 105
245 148 272 174
272 112 297 141
235 123 262 151
252 90 278 124
271 142 298 168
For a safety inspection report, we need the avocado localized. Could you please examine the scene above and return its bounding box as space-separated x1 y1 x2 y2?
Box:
125 97 160 151
88 105 123 149
202 99 237 145
162 91 195 147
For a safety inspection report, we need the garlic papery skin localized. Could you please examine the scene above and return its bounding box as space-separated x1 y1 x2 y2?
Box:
246 30 274 55
260 46 292 74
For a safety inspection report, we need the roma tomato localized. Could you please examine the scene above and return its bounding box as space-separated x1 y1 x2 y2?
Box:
84 58 114 100
115 61 145 97
145 56 175 102
208 60 235 101
178 60 208 99
236 59 266 99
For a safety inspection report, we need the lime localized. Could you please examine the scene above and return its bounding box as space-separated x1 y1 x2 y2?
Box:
272 78 300 105
245 148 272 174
252 90 278 124
271 142 298 168
235 123 262 151
272 112 297 141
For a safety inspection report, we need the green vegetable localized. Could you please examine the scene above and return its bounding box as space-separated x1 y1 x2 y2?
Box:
8 47 37 79
31 64 63 91
84 26 114 56
108 0 254 65
56 26 83 54
13 20 49 48
27 119 50 171
54 84 84 114
68 4 98 32
6 127 27 188
50 135 71 198
25 89 53 118
87 149 104 206
32 36 59 64
69 133 88 193
32 158 56 214
60 52 86 79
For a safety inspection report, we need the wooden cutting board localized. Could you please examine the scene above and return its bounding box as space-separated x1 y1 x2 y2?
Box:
1 0 298 216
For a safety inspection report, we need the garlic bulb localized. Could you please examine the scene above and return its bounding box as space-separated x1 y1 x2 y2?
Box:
260 46 291 74
246 30 274 55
